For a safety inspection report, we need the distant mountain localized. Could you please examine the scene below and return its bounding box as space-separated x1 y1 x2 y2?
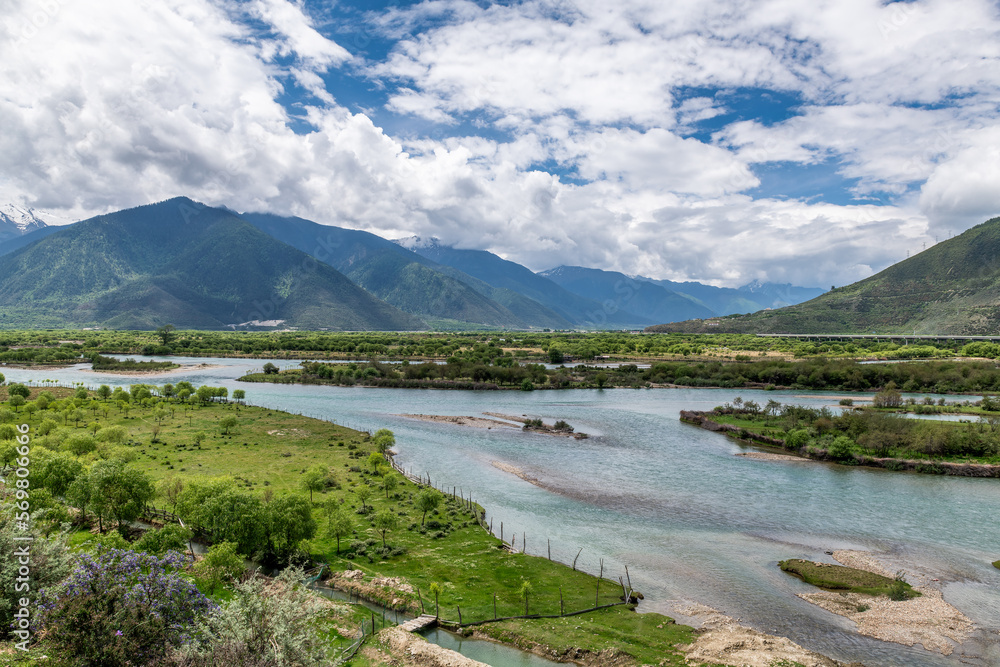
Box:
0 204 75 254
0 198 423 331
648 216 1000 335
0 204 51 237
538 266 714 323
402 238 652 328
239 213 568 329
636 277 825 316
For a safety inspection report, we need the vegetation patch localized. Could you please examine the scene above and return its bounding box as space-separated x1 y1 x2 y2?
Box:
779 560 919 600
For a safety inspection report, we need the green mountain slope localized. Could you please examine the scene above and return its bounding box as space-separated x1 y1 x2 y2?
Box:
238 213 568 328
649 216 1000 334
0 198 424 331
539 265 715 323
406 242 652 328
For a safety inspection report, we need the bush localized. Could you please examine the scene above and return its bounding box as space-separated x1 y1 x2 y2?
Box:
39 549 214 666
784 429 810 449
828 436 855 461
168 568 329 666
133 524 193 557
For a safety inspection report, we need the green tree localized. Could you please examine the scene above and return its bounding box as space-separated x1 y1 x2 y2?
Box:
219 415 238 435
372 509 399 549
90 459 156 533
519 580 533 615
324 502 353 555
368 451 384 473
7 384 30 399
302 465 327 502
595 372 608 389
232 389 246 404
266 494 317 561
354 485 372 512
429 582 442 619
263 362 279 375
39 452 84 497
156 476 185 515
97 384 112 401
382 472 399 499
195 541 245 592
133 523 193 557
372 428 395 454
415 489 442 526
156 324 177 346
8 395 24 413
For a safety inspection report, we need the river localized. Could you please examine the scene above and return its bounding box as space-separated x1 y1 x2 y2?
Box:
5 357 999 666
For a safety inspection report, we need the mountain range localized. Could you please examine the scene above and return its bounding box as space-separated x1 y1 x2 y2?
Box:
649 215 1000 335
0 198 825 331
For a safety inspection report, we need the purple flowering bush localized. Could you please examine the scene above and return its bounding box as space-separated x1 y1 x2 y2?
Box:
38 549 214 666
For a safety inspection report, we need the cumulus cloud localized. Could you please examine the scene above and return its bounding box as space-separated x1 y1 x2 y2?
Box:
0 0 996 288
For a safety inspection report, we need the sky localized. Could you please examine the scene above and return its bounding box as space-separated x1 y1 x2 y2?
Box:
1 0 999 288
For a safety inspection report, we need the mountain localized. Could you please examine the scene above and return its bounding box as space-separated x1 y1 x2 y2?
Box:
648 216 1000 335
636 277 825 316
538 266 714 323
401 239 653 328
0 204 51 238
0 198 424 331
238 213 569 329
0 204 74 254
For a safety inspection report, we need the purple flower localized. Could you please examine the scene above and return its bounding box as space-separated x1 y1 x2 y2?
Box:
115 630 123 636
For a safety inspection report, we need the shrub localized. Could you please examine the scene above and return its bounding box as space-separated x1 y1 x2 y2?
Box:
167 568 329 666
784 429 810 449
828 436 855 461
39 549 214 666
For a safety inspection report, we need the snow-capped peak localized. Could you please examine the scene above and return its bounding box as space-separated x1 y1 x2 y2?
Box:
394 235 443 250
0 204 65 233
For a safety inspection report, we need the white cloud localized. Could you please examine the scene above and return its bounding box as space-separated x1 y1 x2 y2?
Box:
0 0 996 290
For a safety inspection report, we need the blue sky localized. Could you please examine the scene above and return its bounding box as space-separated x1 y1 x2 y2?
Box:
1 0 999 287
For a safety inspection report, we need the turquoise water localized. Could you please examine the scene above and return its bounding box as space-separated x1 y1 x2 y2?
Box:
7 359 1000 666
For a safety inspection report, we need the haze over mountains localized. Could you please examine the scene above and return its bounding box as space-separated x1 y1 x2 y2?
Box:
651 216 1000 336
0 198 826 331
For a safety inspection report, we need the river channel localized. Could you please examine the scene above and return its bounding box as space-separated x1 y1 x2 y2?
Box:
5 357 999 666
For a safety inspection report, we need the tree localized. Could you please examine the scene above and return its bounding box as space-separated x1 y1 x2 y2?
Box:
232 389 246 404
382 472 399 499
354 485 372 512
324 502 353 555
429 582 442 619
38 452 84 497
595 372 608 389
156 476 184 515
133 523 193 557
219 415 238 435
97 384 112 401
195 541 245 592
873 381 903 408
67 473 94 523
156 323 177 346
548 347 564 364
414 489 441 526
8 395 24 413
7 384 30 399
302 465 326 502
373 428 395 454
90 459 156 533
519 580 533 615
373 509 398 549
368 451 385 473
263 362 279 375
193 431 207 447
266 494 317 561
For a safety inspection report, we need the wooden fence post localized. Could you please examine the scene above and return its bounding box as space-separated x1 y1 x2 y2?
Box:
457 605 462 625
560 586 564 616
572 548 582 570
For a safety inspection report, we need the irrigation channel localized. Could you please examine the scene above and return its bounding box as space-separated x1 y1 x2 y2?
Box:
6 356 1000 666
